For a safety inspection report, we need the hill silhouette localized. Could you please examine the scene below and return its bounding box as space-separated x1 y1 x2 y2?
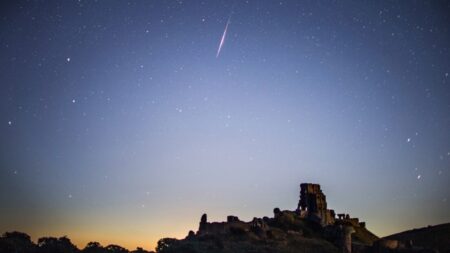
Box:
1 183 447 253
383 223 450 253
153 183 443 253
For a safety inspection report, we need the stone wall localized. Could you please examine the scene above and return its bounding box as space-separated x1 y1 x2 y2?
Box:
297 183 335 226
197 214 251 235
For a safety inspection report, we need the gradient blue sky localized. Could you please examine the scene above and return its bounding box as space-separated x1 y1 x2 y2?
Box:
1 0 449 250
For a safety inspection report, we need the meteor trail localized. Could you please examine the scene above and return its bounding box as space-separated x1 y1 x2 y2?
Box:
216 17 230 58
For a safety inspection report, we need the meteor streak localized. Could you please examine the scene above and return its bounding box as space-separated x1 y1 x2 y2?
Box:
216 17 230 58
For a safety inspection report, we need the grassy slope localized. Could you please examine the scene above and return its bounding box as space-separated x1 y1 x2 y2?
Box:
383 223 450 252
352 225 379 245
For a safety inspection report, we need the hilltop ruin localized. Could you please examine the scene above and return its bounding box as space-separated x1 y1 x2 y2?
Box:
196 183 374 253
155 183 434 253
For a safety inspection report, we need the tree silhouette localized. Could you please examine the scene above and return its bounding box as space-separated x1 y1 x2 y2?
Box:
155 238 196 253
37 236 79 253
82 241 107 253
0 231 36 253
0 231 155 253
130 247 154 253
104 244 128 253
155 238 177 253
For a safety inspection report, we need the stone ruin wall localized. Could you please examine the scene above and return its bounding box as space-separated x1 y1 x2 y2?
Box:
297 183 336 226
198 214 265 235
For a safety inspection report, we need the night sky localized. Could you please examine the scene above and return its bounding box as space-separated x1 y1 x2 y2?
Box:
1 0 450 250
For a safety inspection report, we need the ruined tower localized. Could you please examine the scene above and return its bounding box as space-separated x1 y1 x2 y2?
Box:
297 183 335 226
